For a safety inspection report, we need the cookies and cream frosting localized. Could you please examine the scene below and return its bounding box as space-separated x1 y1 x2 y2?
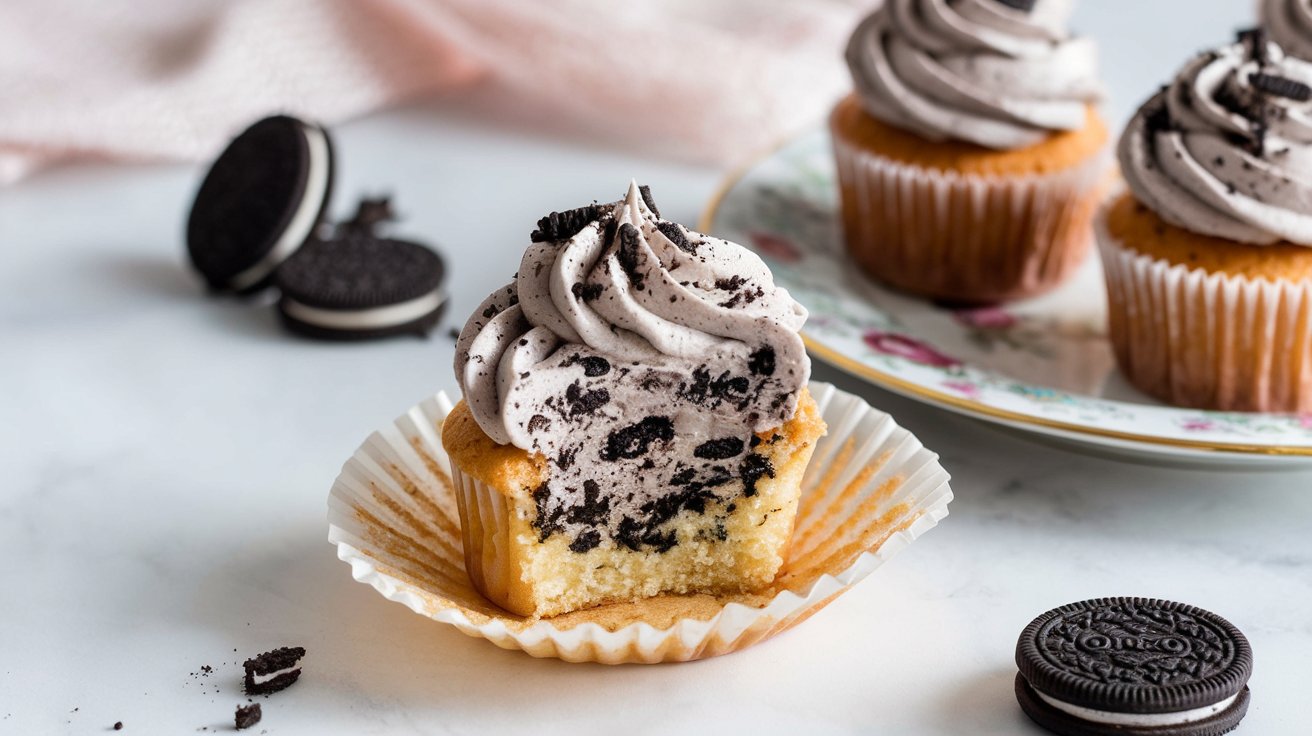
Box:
844 0 1102 150
1264 0 1312 62
1119 33 1312 245
454 182 810 552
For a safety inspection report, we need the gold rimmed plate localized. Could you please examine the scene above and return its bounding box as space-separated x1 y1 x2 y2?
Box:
701 129 1312 468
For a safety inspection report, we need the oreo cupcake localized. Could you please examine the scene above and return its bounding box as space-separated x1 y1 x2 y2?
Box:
832 0 1107 304
445 182 825 618
1102 32 1312 412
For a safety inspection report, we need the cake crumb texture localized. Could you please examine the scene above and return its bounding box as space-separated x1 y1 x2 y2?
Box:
444 389 826 618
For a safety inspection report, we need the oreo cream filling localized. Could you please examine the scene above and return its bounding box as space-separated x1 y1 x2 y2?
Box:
282 287 444 330
1033 690 1240 728
454 182 810 553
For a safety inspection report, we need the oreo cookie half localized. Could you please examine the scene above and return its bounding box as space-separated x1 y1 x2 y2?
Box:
1015 598 1253 736
275 216 446 340
186 115 334 293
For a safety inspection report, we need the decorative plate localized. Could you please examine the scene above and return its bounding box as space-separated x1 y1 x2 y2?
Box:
702 129 1312 467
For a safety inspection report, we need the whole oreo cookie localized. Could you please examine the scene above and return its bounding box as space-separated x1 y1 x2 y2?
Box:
186 115 334 293
1015 598 1253 736
274 200 446 340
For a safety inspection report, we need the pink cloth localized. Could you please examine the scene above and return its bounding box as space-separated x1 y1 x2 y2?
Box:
0 0 868 184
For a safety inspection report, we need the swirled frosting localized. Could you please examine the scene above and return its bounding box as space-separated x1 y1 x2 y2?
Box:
1119 34 1312 245
844 0 1101 150
1264 0 1312 61
453 182 810 552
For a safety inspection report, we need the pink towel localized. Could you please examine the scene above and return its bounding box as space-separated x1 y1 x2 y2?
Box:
0 0 867 184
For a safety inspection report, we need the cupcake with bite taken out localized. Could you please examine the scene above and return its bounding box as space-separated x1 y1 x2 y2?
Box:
1101 30 1312 412
832 0 1108 304
444 182 826 618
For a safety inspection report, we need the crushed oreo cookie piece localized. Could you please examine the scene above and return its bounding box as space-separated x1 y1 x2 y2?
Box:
616 223 645 290
562 353 611 377
715 275 747 291
656 221 696 254
1250 106 1271 157
694 437 746 460
554 446 579 471
616 517 677 553
531 204 603 243
571 281 604 302
569 529 602 553
602 416 675 461
234 704 262 731
532 483 564 541
638 184 661 218
1144 100 1173 134
680 368 753 410
242 647 306 695
1238 27 1269 66
564 382 610 417
566 480 611 527
113 723 123 731
740 454 775 497
340 195 395 234
748 347 776 376
1250 72 1312 102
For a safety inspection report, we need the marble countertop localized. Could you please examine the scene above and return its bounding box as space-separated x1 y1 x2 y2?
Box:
4 4 1312 733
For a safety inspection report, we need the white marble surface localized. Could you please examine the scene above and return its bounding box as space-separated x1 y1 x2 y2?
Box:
4 3 1312 734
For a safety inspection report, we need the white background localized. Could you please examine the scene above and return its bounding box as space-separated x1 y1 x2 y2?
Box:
3 2 1310 734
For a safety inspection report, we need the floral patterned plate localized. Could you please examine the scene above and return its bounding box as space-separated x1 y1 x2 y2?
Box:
702 129 1312 467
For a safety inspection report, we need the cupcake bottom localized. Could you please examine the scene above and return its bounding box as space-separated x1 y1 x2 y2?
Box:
1099 193 1312 412
442 389 826 619
830 95 1110 304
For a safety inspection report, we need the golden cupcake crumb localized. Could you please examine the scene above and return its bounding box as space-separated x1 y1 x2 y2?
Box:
443 389 826 619
829 94 1108 177
1105 192 1312 281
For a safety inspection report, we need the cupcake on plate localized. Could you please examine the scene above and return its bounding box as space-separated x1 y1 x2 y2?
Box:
1264 0 1312 60
445 182 826 618
1103 31 1312 412
832 0 1107 304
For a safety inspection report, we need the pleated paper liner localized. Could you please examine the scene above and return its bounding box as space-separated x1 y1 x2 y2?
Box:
831 111 1111 304
327 381 953 664
1097 208 1312 413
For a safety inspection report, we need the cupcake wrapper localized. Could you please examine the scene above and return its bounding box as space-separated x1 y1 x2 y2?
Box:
831 127 1110 303
1097 210 1312 412
327 381 953 664
452 467 515 608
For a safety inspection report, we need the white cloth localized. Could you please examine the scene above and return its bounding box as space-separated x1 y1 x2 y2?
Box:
0 0 871 184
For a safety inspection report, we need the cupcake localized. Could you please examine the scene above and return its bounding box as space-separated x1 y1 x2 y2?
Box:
1264 0 1312 60
1102 32 1312 412
445 182 825 618
832 0 1107 304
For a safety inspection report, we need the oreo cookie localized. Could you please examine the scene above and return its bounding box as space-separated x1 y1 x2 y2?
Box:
1015 598 1253 736
275 198 446 340
187 115 334 293
243 646 306 695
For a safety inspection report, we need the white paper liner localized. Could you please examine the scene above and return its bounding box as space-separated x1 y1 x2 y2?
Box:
327 381 953 664
1096 209 1312 412
830 111 1110 303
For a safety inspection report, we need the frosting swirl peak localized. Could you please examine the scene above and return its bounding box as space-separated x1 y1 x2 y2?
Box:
1119 34 1312 245
452 183 811 552
844 0 1101 150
